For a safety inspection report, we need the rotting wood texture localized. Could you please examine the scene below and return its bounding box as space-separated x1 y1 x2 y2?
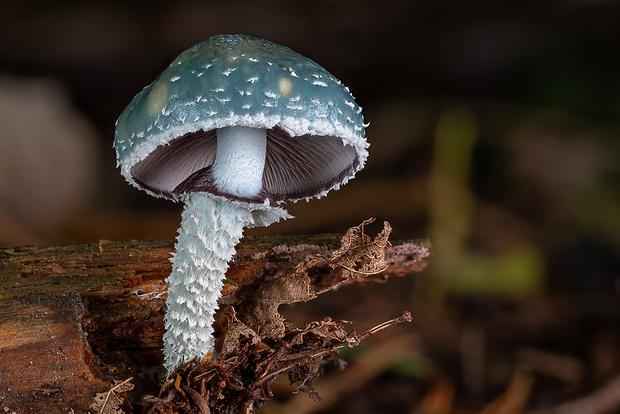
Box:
0 231 428 413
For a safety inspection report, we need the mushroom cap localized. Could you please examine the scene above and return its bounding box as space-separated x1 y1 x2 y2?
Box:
114 34 368 204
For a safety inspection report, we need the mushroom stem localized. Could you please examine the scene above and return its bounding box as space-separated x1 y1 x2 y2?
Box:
163 192 253 370
212 126 267 197
163 191 289 371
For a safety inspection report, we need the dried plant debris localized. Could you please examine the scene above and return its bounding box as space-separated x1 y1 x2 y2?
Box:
293 218 396 291
144 219 420 413
90 377 134 414
329 218 391 280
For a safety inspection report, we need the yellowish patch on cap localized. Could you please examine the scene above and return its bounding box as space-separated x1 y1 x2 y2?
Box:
146 82 168 116
278 77 293 97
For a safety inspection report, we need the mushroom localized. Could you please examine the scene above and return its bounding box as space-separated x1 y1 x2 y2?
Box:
114 34 369 371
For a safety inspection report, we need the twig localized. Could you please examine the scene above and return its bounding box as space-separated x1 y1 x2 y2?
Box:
193 368 217 382
358 311 413 342
254 312 413 388
335 262 390 276
97 377 133 414
254 349 334 387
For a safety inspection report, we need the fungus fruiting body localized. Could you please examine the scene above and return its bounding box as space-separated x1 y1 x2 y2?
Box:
114 34 368 371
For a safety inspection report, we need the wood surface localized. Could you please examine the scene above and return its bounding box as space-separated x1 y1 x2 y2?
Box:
0 235 428 413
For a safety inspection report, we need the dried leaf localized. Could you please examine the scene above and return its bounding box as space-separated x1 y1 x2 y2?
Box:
90 377 134 414
329 218 392 281
288 318 350 346
183 385 211 414
236 265 316 340
219 307 263 356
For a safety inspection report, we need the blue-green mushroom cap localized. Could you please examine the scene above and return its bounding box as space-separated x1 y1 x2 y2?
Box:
114 34 368 204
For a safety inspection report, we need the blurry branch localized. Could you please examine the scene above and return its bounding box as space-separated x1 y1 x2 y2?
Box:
526 371 620 414
425 106 545 301
427 106 477 302
480 369 533 414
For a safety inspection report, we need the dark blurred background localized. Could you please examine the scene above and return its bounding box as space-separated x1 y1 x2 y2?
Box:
2 1 620 412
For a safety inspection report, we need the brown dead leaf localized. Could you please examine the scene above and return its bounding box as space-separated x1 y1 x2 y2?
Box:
90 377 134 414
288 318 350 346
236 267 316 340
219 307 265 357
329 218 391 281
183 385 211 413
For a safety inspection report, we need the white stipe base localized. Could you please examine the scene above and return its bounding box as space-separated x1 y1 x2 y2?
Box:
163 192 288 371
211 126 267 197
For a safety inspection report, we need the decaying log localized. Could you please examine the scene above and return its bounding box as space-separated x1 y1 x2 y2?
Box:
0 234 428 413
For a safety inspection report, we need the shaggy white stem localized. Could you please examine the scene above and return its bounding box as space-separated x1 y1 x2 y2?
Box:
163 193 252 370
212 126 267 197
163 192 289 371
